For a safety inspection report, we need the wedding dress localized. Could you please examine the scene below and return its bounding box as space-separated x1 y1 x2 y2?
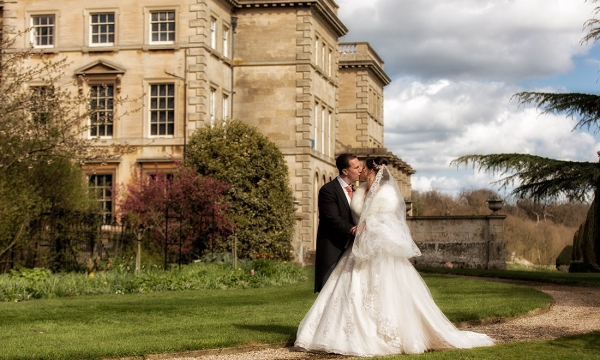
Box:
295 165 493 357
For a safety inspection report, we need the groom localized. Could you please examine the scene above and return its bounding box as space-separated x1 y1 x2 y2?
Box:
314 153 362 292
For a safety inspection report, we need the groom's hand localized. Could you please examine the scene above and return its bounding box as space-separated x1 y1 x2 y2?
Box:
350 226 357 236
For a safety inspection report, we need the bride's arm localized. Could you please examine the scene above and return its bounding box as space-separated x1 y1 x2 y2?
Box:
355 185 398 238
355 221 366 237
368 185 400 216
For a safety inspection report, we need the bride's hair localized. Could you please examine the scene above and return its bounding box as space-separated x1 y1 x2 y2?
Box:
365 157 389 184
365 157 388 172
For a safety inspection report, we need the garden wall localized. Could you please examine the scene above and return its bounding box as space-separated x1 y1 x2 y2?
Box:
407 215 507 269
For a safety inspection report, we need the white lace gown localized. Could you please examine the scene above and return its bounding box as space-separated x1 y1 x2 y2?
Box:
295 183 494 357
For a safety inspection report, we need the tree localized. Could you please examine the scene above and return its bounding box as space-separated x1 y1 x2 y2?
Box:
410 188 499 216
0 33 133 174
186 120 295 260
451 2 600 272
0 158 95 270
118 164 234 262
0 31 134 269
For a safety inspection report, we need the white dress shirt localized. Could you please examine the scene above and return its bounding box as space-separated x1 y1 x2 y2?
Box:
336 176 352 204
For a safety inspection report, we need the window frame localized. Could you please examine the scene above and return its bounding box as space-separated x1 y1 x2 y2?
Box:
28 85 55 123
209 87 216 125
85 9 118 47
321 106 326 155
148 82 176 138
88 83 115 139
88 173 114 224
321 41 326 70
222 92 229 120
314 35 320 66
30 14 56 48
210 17 217 50
149 9 176 45
139 162 177 181
314 103 319 151
328 110 332 156
328 47 333 76
222 25 230 57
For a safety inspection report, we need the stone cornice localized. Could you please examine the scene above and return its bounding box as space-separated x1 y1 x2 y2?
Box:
217 0 239 8
339 61 391 86
312 1 347 36
342 146 416 175
236 1 316 8
234 0 347 36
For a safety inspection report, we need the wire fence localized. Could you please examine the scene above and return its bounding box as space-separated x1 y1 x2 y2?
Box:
0 206 232 274
0 210 136 273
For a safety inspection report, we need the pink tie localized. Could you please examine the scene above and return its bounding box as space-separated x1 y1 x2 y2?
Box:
345 185 353 200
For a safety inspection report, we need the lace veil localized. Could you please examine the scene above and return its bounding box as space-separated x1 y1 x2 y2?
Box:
352 164 421 260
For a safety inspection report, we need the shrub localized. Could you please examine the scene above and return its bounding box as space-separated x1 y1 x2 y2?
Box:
0 261 308 302
571 191 600 273
186 120 295 260
0 158 98 272
555 245 572 270
9 267 52 281
569 260 589 273
119 163 234 261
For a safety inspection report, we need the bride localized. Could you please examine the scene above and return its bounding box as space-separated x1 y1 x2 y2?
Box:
295 157 494 357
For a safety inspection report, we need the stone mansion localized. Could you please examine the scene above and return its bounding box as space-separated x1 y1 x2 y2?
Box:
0 0 414 263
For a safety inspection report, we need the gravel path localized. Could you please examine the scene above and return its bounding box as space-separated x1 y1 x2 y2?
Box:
134 280 600 360
463 280 600 344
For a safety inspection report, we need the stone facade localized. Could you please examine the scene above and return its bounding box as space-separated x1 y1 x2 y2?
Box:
407 215 507 270
0 0 414 263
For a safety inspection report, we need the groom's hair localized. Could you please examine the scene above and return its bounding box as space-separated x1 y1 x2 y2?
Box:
336 153 358 174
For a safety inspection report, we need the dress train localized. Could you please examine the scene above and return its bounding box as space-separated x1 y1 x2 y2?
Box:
295 248 493 356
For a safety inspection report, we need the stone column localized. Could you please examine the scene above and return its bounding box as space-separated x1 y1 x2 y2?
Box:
487 216 507 270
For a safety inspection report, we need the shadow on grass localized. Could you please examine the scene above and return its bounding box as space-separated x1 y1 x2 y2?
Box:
445 311 487 324
234 324 297 339
549 331 600 351
391 332 600 360
417 267 600 287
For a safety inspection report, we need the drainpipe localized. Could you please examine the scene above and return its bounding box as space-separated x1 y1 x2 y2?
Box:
230 16 238 119
165 48 188 160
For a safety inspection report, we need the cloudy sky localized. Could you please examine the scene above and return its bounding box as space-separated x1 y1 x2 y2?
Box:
337 0 600 197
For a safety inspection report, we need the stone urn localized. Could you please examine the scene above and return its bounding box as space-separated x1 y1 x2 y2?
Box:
404 200 413 214
487 199 504 215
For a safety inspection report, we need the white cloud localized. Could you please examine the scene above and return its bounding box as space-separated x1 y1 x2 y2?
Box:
384 79 600 193
411 172 511 195
338 0 596 81
335 0 600 195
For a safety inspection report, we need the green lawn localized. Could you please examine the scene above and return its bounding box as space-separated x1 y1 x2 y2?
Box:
0 274 550 360
378 332 600 360
417 267 600 287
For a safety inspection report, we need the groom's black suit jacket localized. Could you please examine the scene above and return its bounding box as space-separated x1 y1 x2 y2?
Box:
314 179 355 293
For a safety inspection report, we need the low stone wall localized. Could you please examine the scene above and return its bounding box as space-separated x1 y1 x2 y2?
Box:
407 215 506 270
